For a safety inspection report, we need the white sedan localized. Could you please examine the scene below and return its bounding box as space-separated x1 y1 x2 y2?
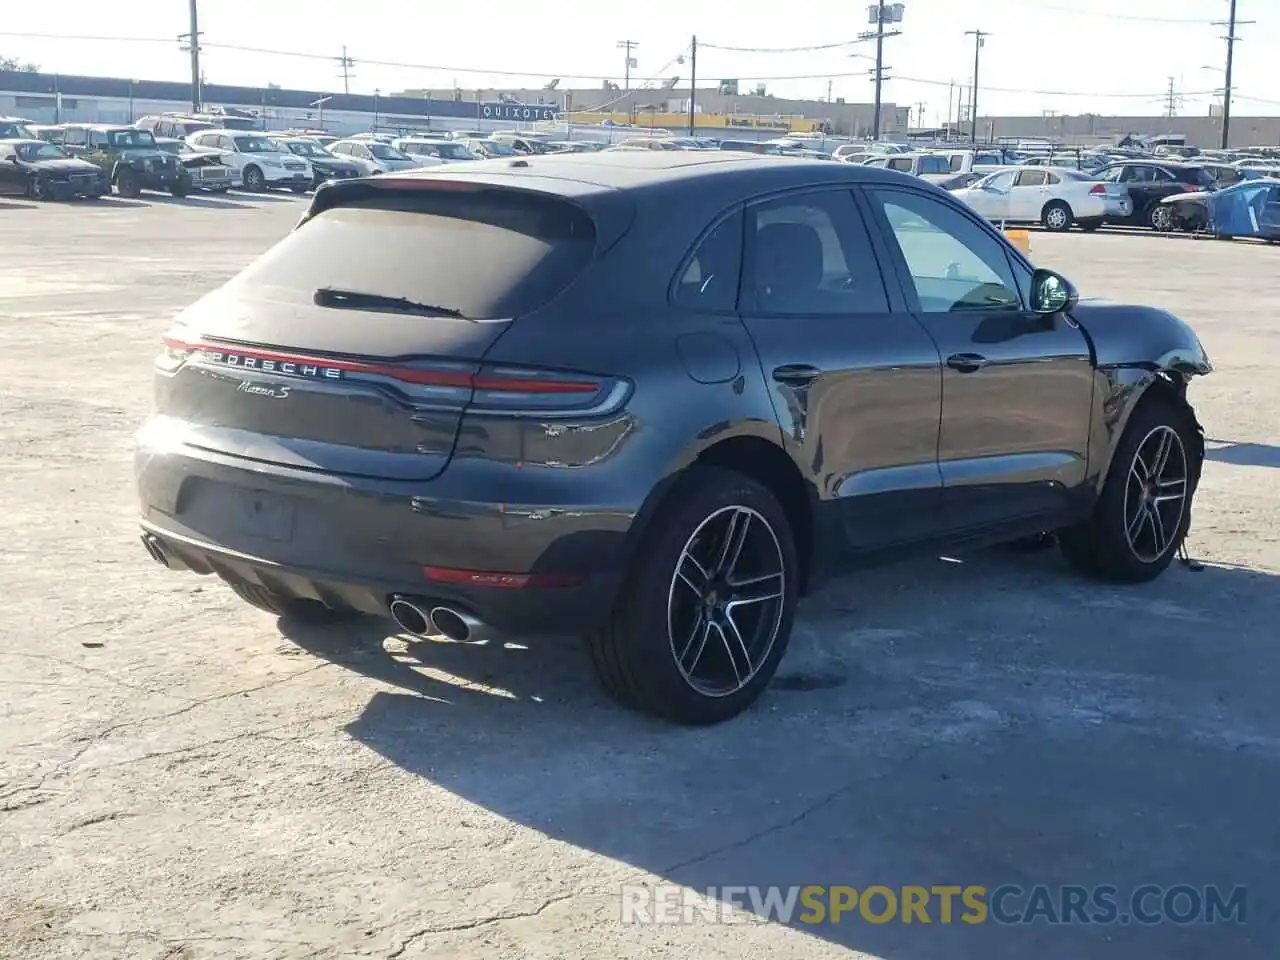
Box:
950 165 1132 232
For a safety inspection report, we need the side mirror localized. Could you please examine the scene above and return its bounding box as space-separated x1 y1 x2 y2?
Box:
1031 268 1078 315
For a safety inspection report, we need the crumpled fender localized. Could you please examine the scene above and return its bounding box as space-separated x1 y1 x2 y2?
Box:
1070 300 1212 376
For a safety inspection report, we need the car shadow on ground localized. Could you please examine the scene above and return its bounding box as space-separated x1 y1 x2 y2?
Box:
225 190 308 203
0 199 36 209
1205 439 1280 469
142 194 258 210
281 547 1278 958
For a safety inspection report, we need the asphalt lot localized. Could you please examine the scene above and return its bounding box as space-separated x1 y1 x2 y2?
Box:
1 193 1277 959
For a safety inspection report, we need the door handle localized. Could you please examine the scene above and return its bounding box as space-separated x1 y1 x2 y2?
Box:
946 353 989 373
772 364 821 385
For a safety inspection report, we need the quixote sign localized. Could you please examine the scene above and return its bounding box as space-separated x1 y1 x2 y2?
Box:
478 103 558 122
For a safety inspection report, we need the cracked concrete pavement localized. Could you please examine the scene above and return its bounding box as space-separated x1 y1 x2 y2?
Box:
1 196 1277 959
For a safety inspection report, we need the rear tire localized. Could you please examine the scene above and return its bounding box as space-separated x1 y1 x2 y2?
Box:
224 579 357 624
1147 203 1173 232
588 466 798 724
1041 201 1073 232
1058 396 1199 582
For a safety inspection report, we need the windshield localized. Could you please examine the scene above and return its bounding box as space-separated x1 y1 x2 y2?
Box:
107 130 156 148
435 143 475 159
368 143 410 160
17 142 69 161
155 140 189 155
287 140 328 158
478 141 519 156
234 136 278 153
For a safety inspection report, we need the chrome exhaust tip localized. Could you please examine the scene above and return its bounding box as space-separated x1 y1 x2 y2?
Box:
141 534 170 568
429 606 487 644
388 596 431 636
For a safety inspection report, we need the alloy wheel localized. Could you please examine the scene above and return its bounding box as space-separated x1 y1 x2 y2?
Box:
667 505 786 697
1150 205 1173 231
1122 425 1189 563
1046 207 1068 230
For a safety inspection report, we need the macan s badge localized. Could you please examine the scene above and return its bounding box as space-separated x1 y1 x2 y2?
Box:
237 380 291 399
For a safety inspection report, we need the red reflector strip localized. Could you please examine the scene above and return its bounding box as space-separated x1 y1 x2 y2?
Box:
473 375 600 394
422 566 584 589
164 337 600 394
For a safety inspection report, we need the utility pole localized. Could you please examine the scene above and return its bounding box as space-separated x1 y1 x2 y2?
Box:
617 40 638 90
179 0 202 113
965 29 988 143
859 2 905 141
1214 0 1253 149
946 79 955 135
688 35 698 137
338 45 355 95
914 100 926 129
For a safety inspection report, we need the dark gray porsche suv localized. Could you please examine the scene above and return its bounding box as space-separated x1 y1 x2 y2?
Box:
137 151 1211 724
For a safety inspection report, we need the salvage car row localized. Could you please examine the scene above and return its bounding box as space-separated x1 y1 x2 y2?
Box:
0 115 605 201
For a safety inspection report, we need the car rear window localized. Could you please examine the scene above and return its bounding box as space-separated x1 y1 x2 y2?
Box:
235 189 596 320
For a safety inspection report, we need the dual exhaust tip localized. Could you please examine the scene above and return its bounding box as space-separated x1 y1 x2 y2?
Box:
140 534 171 568
389 596 488 644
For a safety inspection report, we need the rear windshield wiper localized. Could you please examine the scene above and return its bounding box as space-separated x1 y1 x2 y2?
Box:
314 287 468 319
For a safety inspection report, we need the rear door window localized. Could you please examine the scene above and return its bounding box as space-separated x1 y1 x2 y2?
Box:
236 188 597 320
1015 170 1047 187
675 210 743 313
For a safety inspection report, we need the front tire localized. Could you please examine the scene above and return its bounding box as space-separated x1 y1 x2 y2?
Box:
1058 396 1198 582
1042 201 1073 232
224 578 357 624
242 165 266 192
170 176 191 198
115 170 142 199
588 467 798 724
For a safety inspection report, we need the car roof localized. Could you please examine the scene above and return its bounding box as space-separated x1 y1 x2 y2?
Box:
387 149 919 198
65 123 137 132
0 138 44 147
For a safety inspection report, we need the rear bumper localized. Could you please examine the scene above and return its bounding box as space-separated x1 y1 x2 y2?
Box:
139 522 622 634
135 428 638 635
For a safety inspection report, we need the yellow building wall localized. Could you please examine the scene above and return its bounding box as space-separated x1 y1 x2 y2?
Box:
564 111 823 133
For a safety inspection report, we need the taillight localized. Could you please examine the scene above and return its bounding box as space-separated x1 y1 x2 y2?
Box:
1089 184 1106 195
1178 183 1203 193
156 331 631 416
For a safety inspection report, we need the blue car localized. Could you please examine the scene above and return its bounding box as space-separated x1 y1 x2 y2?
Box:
1161 177 1280 239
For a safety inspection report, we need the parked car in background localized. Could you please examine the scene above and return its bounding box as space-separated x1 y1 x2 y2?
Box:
1196 162 1247 187
950 166 1131 232
62 124 191 197
0 117 35 140
1161 178 1280 239
862 152 955 183
392 138 478 164
187 130 312 192
1093 160 1219 230
460 138 525 159
136 153 1210 724
447 130 486 141
934 148 1008 176
28 124 66 144
0 139 109 199
488 131 557 154
153 137 235 192
271 137 364 187
137 115 218 140
329 139 422 173
545 140 603 153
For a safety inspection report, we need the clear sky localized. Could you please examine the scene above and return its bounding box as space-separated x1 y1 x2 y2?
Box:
2 0 1276 119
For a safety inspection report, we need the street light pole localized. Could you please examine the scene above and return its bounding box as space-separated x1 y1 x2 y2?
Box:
872 0 886 140
965 29 989 144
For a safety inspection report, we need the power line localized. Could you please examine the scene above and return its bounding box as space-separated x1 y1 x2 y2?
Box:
700 38 872 53
1018 2 1211 24
0 28 1235 100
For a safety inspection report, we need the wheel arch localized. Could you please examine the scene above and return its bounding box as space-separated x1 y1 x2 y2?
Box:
623 430 818 595
1090 365 1206 495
